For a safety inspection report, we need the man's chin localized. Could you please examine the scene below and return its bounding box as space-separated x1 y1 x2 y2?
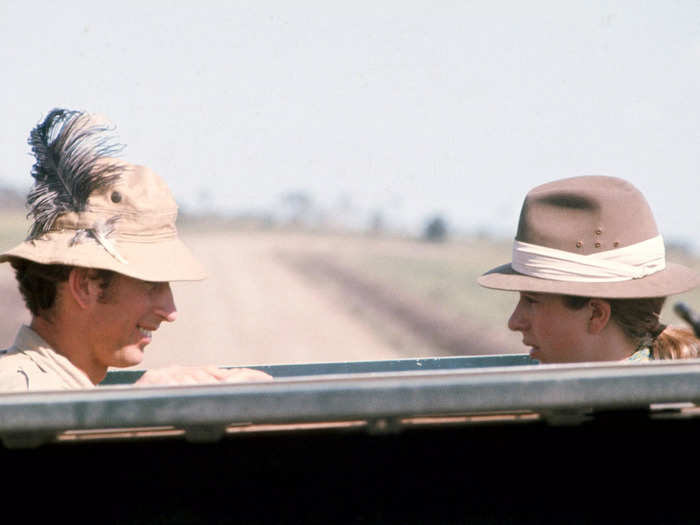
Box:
113 346 146 368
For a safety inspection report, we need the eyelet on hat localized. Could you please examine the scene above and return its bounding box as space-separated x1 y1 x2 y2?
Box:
477 175 700 298
0 109 207 282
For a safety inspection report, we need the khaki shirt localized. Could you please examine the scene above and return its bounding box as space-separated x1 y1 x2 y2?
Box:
0 325 95 391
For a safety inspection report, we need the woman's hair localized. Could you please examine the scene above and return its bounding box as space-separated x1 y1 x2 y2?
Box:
10 258 116 319
563 295 700 360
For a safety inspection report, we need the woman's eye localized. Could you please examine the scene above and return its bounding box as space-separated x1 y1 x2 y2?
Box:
143 281 160 292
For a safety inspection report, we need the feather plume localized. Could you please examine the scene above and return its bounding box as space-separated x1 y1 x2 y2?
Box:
25 108 124 240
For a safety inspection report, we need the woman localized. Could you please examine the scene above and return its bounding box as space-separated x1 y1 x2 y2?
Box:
478 175 700 363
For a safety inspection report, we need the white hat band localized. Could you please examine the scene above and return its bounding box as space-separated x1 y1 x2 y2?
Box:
511 235 666 283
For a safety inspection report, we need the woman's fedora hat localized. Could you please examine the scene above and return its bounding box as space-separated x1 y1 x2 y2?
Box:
478 176 699 298
0 108 206 282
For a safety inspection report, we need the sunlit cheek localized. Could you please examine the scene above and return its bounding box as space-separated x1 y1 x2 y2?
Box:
534 320 560 355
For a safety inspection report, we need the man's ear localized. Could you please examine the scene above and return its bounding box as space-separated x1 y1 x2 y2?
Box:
67 267 93 309
588 298 612 335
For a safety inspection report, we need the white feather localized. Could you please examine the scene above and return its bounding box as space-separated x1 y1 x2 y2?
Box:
91 218 128 264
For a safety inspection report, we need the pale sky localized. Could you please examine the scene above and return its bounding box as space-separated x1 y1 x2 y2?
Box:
1 1 699 246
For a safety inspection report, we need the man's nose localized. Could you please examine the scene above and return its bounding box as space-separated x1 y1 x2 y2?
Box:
154 282 178 323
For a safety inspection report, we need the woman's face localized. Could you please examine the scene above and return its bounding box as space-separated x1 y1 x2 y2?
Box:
508 292 592 363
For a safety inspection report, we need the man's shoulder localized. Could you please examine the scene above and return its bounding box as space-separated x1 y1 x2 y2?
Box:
1 347 23 359
0 348 38 370
0 349 87 391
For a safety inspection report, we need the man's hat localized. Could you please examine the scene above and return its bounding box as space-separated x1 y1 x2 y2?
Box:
478 175 699 298
0 109 206 282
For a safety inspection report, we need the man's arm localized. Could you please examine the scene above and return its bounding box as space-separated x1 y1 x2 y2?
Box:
133 365 272 386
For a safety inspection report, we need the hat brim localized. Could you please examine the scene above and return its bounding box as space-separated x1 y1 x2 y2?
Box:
0 232 206 282
478 262 700 299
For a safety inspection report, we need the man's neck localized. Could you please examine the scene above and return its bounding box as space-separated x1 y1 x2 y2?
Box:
30 316 104 385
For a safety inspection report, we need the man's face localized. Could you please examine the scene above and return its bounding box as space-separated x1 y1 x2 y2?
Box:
85 274 177 369
507 292 591 363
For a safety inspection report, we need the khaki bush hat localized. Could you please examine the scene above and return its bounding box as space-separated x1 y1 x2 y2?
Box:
0 109 206 282
478 175 699 298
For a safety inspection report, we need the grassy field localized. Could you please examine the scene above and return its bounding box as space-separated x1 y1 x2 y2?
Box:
0 213 517 336
0 212 28 252
6 209 696 332
332 236 518 327
2 212 700 362
284 231 700 336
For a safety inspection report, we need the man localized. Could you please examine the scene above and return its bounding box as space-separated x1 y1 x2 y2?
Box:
0 108 271 390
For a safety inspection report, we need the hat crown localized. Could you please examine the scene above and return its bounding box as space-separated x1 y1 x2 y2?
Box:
516 176 659 255
478 175 699 298
53 162 178 238
0 108 205 282
90 163 176 214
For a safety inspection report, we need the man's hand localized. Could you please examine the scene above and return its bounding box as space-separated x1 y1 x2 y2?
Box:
133 366 273 386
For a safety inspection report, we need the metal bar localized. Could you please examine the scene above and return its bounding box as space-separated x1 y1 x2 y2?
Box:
100 353 536 385
4 358 700 446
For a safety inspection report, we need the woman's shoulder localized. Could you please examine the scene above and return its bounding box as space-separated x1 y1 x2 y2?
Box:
625 347 652 362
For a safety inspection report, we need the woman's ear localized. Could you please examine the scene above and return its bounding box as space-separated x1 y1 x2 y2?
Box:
67 267 92 309
587 298 612 334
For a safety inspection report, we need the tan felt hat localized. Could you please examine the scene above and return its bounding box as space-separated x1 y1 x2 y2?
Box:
0 109 206 282
478 175 699 298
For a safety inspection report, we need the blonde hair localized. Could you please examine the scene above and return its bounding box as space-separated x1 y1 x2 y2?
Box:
563 296 700 360
652 326 700 359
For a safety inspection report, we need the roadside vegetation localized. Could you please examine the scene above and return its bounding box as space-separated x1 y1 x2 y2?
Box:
0 212 28 252
2 206 700 351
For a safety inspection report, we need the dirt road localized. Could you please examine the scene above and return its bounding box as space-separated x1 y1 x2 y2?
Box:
0 230 521 369
139 231 407 368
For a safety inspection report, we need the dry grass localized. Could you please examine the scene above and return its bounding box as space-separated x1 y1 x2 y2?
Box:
0 212 28 252
1 216 699 365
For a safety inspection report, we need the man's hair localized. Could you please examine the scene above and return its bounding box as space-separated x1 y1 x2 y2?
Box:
10 258 116 319
563 295 700 359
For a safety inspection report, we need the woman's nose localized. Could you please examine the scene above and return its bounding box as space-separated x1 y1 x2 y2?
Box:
507 300 528 332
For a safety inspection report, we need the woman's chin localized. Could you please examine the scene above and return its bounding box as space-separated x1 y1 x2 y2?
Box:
529 347 543 361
